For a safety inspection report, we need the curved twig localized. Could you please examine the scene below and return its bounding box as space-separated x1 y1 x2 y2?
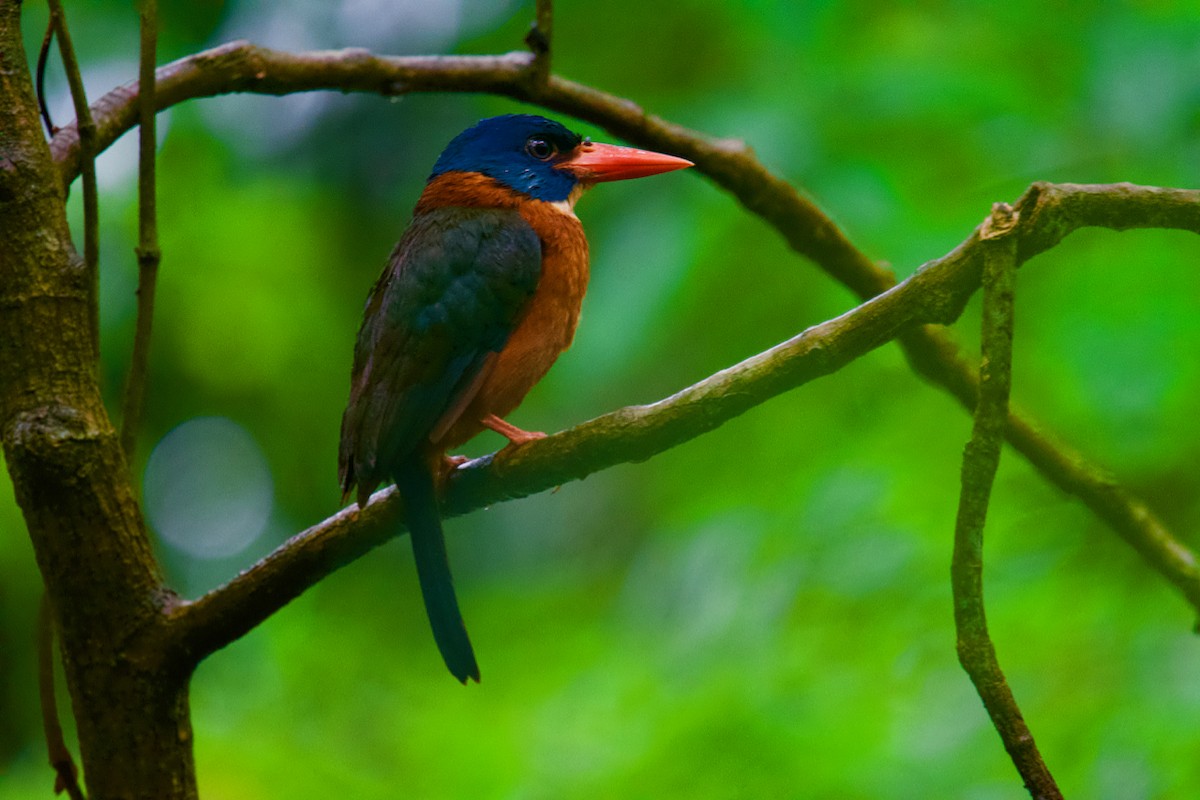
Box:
952 204 1061 799
38 596 86 800
157 182 1200 667
35 20 56 136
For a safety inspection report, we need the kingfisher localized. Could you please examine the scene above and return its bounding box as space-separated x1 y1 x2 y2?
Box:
338 114 691 683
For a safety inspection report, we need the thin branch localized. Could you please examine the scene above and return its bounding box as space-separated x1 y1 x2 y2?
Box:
49 44 537 186
119 0 161 461
36 20 56 136
46 0 100 363
524 0 553 85
904 183 1200 613
951 205 1061 799
156 182 1200 667
38 596 86 800
45 44 1200 618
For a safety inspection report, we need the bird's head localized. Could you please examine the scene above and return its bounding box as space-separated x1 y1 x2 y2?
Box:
429 114 692 204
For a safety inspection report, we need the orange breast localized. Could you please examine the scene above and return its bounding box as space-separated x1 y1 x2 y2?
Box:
435 198 589 450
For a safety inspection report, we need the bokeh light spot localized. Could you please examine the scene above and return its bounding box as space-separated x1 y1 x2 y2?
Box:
144 417 274 560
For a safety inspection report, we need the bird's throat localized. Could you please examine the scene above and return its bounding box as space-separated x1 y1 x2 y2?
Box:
547 183 587 219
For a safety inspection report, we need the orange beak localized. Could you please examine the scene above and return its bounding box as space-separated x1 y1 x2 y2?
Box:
558 141 693 183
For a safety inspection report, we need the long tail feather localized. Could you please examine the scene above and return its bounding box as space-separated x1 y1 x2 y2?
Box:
393 460 480 684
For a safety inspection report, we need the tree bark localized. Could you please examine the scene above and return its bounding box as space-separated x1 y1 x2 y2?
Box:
0 4 196 797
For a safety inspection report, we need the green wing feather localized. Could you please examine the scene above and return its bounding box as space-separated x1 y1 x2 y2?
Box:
338 206 541 682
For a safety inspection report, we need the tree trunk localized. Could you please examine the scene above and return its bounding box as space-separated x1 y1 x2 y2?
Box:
0 3 196 796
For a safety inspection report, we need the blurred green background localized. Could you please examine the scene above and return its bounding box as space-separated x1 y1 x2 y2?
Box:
4 1 1200 797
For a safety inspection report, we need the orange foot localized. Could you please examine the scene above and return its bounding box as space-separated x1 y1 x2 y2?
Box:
482 413 546 449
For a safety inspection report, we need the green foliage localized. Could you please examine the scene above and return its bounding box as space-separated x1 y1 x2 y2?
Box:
4 1 1200 797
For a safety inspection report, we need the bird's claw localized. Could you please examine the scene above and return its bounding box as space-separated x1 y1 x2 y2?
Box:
438 454 471 483
496 430 547 459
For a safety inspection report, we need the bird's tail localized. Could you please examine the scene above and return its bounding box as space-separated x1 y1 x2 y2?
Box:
392 459 480 684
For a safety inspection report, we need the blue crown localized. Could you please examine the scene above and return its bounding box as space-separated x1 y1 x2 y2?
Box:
430 115 584 202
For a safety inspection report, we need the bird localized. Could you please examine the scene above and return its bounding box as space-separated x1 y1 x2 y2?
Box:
338 114 692 683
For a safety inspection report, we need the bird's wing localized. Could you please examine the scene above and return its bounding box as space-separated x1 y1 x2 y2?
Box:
339 206 541 498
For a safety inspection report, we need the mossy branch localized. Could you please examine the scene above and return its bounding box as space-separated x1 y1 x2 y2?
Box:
951 204 1061 799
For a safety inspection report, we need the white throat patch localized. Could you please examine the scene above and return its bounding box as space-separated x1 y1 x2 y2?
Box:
547 183 587 218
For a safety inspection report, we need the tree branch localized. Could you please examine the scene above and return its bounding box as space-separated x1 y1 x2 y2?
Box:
908 182 1200 613
35 20 57 136
49 43 537 187
38 596 86 800
162 242 944 662
46 0 99 363
2 6 196 792
158 181 1200 666
952 204 1061 799
118 0 161 461
47 45 1200 618
42 43 1200 655
525 0 553 85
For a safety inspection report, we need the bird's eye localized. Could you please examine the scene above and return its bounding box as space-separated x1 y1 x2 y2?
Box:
525 137 555 161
